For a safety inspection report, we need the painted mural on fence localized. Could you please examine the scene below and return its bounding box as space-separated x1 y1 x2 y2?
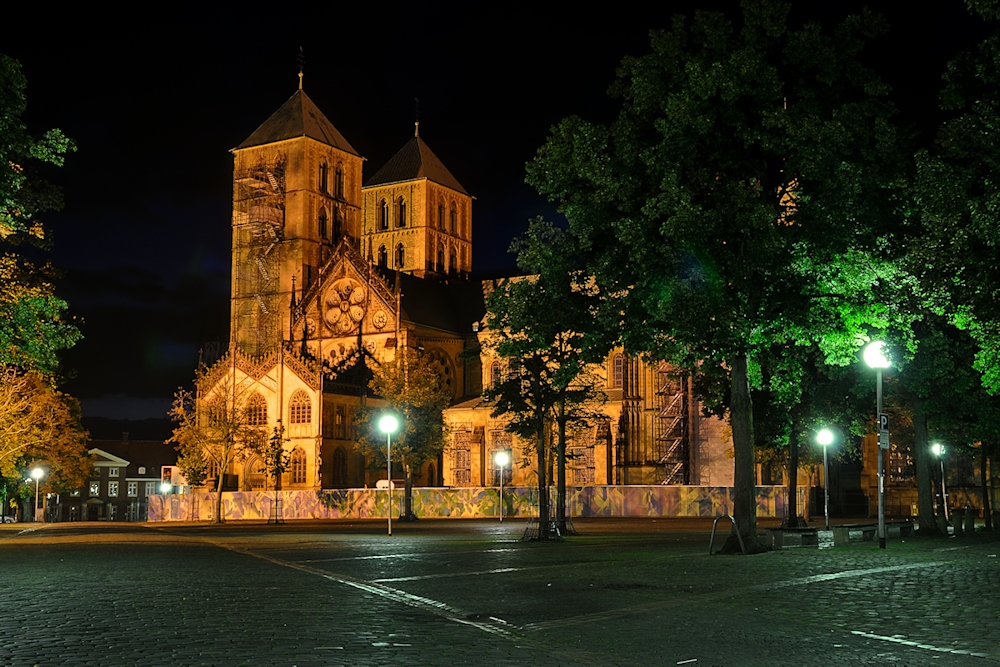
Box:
148 485 807 522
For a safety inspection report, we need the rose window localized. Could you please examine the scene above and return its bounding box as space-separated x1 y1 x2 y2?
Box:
323 279 366 333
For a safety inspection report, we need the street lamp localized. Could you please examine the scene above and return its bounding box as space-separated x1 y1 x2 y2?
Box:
494 450 510 522
932 442 949 522
864 340 891 549
816 429 834 530
378 413 399 536
30 467 44 523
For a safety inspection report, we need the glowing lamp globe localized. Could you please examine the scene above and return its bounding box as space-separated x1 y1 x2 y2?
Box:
817 429 834 446
494 451 510 467
379 414 399 435
864 341 891 369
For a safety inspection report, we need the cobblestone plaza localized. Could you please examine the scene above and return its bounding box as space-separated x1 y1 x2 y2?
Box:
1 519 997 666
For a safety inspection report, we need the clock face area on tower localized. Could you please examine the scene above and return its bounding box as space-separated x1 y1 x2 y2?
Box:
323 278 366 334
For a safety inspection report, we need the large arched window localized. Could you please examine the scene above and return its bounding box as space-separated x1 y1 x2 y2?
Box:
490 360 501 388
319 161 328 193
395 243 405 269
246 392 267 426
379 199 389 230
450 204 457 234
378 245 388 268
436 246 445 271
318 208 327 239
437 203 445 229
611 353 624 389
291 448 307 485
449 247 457 275
335 165 344 198
397 197 406 228
333 446 348 486
289 390 311 424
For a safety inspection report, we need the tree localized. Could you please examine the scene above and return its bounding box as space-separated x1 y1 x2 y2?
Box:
1 55 79 375
167 370 262 523
357 346 450 521
483 219 608 538
527 1 908 549
0 364 90 490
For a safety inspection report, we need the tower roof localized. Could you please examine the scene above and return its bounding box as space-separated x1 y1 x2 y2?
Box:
365 135 468 195
236 89 359 155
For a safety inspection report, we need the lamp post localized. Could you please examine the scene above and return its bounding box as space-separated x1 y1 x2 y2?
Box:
932 442 949 522
864 340 891 549
816 429 834 530
494 450 510 522
379 414 399 536
30 467 44 522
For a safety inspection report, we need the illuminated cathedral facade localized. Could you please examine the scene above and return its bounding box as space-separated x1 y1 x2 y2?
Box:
195 82 735 495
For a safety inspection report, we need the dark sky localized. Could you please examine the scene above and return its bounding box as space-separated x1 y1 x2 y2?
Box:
3 2 985 420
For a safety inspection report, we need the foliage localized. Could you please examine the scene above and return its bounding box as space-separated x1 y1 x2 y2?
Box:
357 346 451 518
483 218 608 537
525 1 910 545
0 55 79 376
0 364 90 490
167 369 263 522
263 423 290 488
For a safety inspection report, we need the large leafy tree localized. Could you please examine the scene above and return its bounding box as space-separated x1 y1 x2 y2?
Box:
357 346 450 521
527 1 908 548
1 55 79 375
483 219 608 538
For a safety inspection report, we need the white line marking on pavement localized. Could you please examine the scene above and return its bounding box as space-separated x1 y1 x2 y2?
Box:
756 562 947 589
850 631 990 658
226 544 518 637
298 547 519 564
372 567 523 582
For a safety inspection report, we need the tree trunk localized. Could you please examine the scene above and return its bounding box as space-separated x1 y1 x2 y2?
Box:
981 444 992 531
728 353 761 552
556 400 567 534
213 469 225 524
913 398 937 534
784 426 801 528
401 463 417 521
536 427 549 540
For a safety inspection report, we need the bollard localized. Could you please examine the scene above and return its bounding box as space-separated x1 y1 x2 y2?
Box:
965 505 976 534
953 507 964 535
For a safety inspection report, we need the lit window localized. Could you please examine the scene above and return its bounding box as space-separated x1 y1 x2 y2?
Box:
90 482 100 497
379 199 389 230
612 353 624 388
289 391 311 424
109 482 119 497
291 448 307 485
246 393 267 427
127 482 138 497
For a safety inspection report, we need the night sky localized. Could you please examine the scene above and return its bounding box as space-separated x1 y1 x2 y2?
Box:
2 2 985 423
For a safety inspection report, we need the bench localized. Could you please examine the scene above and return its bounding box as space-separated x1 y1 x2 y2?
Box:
833 520 914 545
765 526 819 550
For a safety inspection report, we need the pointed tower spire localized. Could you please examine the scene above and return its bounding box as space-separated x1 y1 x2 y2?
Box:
298 46 305 91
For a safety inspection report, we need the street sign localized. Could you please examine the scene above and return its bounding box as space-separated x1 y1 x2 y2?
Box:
879 431 890 450
879 414 889 432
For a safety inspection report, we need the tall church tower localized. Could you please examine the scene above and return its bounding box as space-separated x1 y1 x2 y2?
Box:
361 124 472 279
230 86 363 355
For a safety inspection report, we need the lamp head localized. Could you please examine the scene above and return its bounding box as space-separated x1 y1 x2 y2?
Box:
160 482 173 494
378 414 399 435
30 468 44 481
494 450 510 467
816 429 834 446
864 341 891 369
932 442 944 457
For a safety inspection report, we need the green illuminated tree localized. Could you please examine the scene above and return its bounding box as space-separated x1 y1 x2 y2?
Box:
484 219 608 538
357 346 450 521
527 1 909 549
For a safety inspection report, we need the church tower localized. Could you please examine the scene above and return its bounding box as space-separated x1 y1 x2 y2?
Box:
230 85 364 355
361 124 472 279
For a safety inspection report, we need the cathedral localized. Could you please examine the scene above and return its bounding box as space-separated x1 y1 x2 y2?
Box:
195 81 735 498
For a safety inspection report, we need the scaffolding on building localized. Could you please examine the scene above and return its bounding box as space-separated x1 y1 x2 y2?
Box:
233 156 286 356
656 364 689 485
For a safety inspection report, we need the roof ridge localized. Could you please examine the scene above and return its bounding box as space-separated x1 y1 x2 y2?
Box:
236 89 359 155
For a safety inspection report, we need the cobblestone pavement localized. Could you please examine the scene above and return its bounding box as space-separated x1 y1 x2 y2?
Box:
1 518 998 666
